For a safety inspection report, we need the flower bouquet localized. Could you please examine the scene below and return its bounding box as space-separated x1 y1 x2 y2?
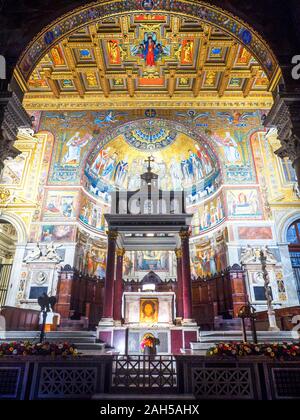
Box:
140 334 160 355
0 341 78 357
207 342 300 360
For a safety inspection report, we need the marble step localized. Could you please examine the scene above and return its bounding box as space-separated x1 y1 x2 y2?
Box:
92 394 195 400
0 330 97 344
198 330 296 341
191 330 299 351
75 342 105 350
1 330 96 337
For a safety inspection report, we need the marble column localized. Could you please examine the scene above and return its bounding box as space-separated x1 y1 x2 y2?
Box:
5 243 26 306
113 248 125 325
0 90 32 172
179 229 194 323
264 92 300 189
175 248 184 320
102 230 118 324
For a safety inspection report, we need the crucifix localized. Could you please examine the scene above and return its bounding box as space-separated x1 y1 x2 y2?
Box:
145 155 155 171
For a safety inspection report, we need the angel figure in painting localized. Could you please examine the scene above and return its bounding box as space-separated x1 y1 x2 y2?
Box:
91 147 111 175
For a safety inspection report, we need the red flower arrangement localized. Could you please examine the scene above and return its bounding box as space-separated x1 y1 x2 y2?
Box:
0 341 78 357
140 334 160 351
207 342 300 360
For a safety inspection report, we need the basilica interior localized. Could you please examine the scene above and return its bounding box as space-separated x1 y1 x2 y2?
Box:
0 0 300 386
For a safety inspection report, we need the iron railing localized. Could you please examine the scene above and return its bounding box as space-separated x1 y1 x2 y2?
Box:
0 264 12 306
111 355 177 393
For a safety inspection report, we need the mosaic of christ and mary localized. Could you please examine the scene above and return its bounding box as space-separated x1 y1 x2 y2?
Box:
87 142 214 192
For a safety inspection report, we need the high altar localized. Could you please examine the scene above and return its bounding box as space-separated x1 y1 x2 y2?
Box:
97 159 199 354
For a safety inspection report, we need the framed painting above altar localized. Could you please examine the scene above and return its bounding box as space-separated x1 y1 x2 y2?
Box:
140 298 158 323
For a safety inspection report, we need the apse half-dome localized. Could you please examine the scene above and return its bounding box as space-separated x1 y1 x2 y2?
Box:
84 119 221 204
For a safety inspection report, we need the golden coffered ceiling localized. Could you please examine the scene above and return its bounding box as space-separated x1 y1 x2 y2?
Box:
21 13 279 110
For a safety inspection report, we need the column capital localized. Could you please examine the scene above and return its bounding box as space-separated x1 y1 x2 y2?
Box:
106 229 118 240
117 248 125 257
175 248 182 258
264 92 300 164
179 228 191 240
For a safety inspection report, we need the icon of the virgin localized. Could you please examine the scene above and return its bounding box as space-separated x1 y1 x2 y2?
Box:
144 35 156 66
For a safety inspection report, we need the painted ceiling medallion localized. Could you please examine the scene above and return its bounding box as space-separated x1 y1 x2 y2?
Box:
124 119 177 151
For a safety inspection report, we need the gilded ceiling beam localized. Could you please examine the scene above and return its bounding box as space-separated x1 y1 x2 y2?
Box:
73 74 85 98
23 93 274 111
126 69 135 97
218 42 239 97
62 42 86 98
193 70 204 97
167 69 177 97
66 42 94 48
243 66 260 98
193 28 211 97
43 69 60 98
89 24 111 98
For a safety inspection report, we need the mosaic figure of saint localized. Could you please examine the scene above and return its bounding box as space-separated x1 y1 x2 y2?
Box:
114 155 129 186
101 152 118 181
170 158 183 190
62 132 90 165
213 132 241 164
91 147 111 175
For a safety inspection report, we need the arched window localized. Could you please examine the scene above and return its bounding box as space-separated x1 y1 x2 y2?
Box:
287 220 300 245
287 219 300 300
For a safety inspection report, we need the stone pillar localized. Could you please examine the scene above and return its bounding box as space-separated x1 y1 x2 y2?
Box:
179 229 194 324
0 91 32 172
113 248 125 325
101 229 118 324
55 267 74 319
264 92 300 189
175 248 183 320
5 243 27 307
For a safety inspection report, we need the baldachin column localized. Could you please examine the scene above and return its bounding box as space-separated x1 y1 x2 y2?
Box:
175 248 184 321
102 229 118 323
179 229 194 323
113 248 125 325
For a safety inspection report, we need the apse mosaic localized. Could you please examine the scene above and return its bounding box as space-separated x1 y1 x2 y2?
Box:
85 120 220 204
